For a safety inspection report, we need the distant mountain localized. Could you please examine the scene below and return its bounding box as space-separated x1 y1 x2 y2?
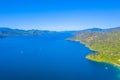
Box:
0 27 56 38
0 27 81 38
69 27 120 67
1 27 120 38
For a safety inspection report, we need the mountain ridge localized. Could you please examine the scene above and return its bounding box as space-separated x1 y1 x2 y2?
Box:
0 27 120 38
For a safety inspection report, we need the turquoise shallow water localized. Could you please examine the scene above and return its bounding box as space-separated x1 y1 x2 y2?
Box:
0 35 119 80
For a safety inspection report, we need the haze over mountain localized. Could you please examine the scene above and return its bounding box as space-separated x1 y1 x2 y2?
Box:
0 27 120 38
0 27 79 38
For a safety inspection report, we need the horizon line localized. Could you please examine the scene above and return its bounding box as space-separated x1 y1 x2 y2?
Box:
0 26 120 32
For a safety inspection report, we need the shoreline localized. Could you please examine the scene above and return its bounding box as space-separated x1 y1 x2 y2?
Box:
86 56 120 68
67 39 120 68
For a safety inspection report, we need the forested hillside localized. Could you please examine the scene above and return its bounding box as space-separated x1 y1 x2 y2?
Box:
70 27 120 66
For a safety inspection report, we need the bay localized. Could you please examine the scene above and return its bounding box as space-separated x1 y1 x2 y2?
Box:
0 35 119 80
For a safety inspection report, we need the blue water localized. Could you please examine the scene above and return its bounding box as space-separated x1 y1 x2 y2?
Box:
0 35 119 80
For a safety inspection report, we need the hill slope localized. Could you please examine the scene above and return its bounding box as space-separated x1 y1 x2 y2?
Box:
69 27 120 66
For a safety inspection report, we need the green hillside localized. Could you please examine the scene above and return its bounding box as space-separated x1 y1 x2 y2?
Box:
69 27 120 66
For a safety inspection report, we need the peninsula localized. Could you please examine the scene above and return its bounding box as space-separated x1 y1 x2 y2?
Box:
69 27 120 67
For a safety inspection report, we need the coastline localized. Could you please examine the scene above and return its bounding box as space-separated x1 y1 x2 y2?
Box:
86 56 120 68
67 39 120 68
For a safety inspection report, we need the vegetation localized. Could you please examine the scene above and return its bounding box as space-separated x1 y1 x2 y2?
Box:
69 27 120 66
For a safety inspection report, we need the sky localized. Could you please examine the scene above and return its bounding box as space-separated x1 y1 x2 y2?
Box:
0 0 120 31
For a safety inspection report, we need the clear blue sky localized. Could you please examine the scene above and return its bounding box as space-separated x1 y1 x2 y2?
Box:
0 0 120 31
